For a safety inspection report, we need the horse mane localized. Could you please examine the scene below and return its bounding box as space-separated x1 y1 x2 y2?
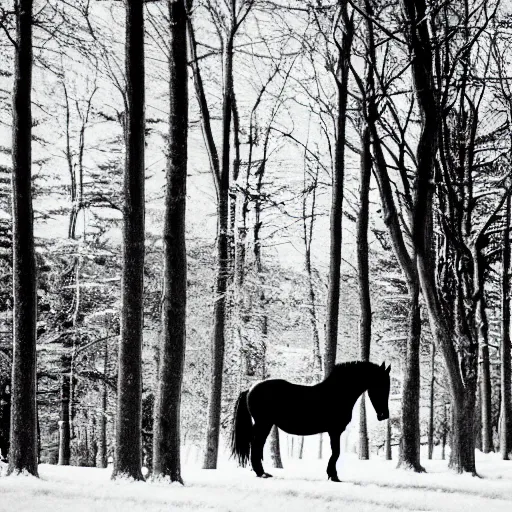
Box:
328 361 383 382
332 360 379 370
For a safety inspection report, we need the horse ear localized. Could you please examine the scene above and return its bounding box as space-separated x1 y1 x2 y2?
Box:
386 364 391 374
380 362 385 370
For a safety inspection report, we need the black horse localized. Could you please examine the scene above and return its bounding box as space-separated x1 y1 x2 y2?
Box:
231 361 391 481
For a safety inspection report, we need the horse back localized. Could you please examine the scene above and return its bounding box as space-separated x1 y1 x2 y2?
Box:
247 379 341 435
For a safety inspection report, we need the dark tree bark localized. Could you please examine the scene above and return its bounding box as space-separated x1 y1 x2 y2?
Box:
324 1 353 377
112 0 145 481
59 78 96 464
203 33 233 470
7 0 38 477
0 382 10 461
441 402 449 460
191 1 256 470
188 4 254 468
428 342 435 459
254 196 281 467
357 0 423 471
475 386 482 452
57 345 72 465
402 0 478 475
385 419 392 460
501 193 512 459
152 0 188 484
357 125 371 460
231 94 248 384
399 284 423 470
58 364 71 466
88 415 97 467
97 340 108 469
229 92 241 283
476 250 493 453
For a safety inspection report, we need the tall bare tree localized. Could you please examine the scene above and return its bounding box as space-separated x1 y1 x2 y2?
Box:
7 0 39 477
352 0 424 471
357 123 371 460
96 336 109 469
500 193 511 459
57 74 97 467
186 0 254 470
402 0 500 474
112 0 146 481
324 0 354 376
428 342 435 459
152 0 188 483
492 30 512 461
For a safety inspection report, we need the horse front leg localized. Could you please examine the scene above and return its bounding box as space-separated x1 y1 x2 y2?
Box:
327 431 341 482
251 422 273 478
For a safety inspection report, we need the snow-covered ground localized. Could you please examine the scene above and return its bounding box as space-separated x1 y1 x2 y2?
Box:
1 448 512 512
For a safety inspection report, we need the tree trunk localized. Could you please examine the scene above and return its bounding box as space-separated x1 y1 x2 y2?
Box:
203 183 229 470
69 346 76 440
231 96 250 395
112 0 145 481
359 396 369 460
477 248 493 453
58 364 71 466
97 340 108 469
385 419 392 460
299 436 305 459
324 2 353 377
501 193 512 459
362 0 423 471
449 389 477 473
357 125 371 460
301 152 321 378
479 312 494 453
428 342 435 460
269 426 283 468
89 416 97 467
304 224 321 379
0 382 11 461
398 284 424 471
152 0 188 484
474 386 482 452
7 0 38 477
402 0 478 475
307 276 322 376
419 232 478 474
203 34 234 470
441 402 448 460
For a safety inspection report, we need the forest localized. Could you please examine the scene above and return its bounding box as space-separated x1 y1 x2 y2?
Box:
1 0 512 509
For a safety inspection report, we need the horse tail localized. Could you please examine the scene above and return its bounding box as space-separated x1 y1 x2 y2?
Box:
230 389 252 467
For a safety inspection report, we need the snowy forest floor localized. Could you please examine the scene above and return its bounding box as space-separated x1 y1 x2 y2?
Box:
2 451 512 511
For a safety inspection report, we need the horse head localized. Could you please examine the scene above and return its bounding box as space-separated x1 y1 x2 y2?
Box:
367 362 391 421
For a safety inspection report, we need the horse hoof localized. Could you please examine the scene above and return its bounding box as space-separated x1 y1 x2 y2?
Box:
328 475 341 482
258 472 273 478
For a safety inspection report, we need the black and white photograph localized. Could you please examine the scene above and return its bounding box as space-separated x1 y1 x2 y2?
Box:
0 0 512 510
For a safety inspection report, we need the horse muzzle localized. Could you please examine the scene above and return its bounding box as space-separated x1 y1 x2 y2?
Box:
377 411 389 421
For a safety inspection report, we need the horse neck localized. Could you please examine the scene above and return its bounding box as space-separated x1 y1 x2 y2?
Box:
325 365 374 404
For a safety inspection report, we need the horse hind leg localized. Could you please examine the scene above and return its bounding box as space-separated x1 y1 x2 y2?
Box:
327 431 342 482
250 422 273 478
